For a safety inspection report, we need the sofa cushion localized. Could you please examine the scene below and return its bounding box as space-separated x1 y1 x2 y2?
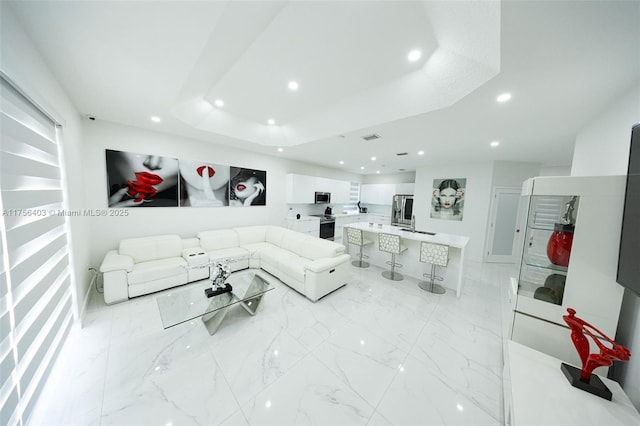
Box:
265 226 287 247
128 257 187 285
206 247 250 271
300 238 345 260
281 231 311 255
260 246 310 283
235 226 269 245
119 235 183 263
276 252 310 283
198 229 240 251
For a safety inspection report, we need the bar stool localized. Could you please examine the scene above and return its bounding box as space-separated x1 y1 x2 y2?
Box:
378 232 407 281
346 227 373 267
419 242 448 294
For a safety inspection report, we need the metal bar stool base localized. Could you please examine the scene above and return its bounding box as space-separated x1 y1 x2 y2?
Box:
418 281 446 294
382 270 404 281
352 260 370 268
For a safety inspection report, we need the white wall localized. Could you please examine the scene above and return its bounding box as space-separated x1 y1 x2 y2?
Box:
362 171 416 184
414 162 493 261
83 119 359 268
568 82 640 409
571 84 640 176
1 5 90 315
539 165 571 176
491 161 540 188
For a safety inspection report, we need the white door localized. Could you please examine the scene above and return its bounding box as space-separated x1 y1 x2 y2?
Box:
485 187 522 263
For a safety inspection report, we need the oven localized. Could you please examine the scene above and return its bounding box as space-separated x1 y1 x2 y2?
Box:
314 215 336 240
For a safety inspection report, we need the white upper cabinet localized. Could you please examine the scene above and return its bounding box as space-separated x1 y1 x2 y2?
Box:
286 174 352 204
330 180 351 204
360 184 395 205
395 183 415 195
286 174 315 204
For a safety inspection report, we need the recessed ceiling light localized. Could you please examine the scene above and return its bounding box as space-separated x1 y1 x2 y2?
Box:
150 116 161 123
339 160 344 165
371 156 376 161
277 147 284 152
408 49 422 62
490 141 500 147
288 81 299 91
376 170 380 174
360 166 365 170
268 119 275 125
496 93 512 103
418 150 424 156
214 99 224 108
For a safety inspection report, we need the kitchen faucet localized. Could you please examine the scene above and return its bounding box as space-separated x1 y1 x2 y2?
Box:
411 215 416 232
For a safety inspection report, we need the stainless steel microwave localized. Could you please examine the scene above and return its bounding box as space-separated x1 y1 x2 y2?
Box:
314 192 331 204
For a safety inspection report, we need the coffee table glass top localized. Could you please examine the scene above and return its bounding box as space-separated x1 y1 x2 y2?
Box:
156 270 273 330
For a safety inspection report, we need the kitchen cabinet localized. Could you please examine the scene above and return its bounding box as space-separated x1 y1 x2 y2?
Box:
285 216 319 237
395 183 415 195
359 184 395 205
286 174 315 204
329 180 351 204
334 214 361 243
286 174 352 204
363 213 391 225
510 176 625 368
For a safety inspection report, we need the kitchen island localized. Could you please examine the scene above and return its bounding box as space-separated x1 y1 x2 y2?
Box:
344 223 470 297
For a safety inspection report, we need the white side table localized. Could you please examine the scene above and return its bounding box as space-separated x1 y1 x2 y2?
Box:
182 248 209 282
504 340 640 425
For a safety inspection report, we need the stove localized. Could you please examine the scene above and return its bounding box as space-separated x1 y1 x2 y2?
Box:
310 214 336 240
310 214 335 224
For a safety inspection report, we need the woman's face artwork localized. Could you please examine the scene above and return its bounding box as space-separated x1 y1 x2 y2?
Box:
438 187 458 208
178 160 229 191
112 153 179 202
234 176 260 200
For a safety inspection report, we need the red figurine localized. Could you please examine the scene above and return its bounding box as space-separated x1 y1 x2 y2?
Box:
561 308 631 400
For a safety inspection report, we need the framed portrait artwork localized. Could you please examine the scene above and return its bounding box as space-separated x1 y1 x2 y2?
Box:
105 149 267 208
431 178 466 221
178 160 230 207
229 167 266 206
105 150 179 207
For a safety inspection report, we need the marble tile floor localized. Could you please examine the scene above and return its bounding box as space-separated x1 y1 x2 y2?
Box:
28 260 515 426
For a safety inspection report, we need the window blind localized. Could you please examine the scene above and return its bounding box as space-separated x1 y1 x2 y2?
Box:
0 75 74 426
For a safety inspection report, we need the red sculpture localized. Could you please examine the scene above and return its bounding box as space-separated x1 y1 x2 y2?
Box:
563 308 630 380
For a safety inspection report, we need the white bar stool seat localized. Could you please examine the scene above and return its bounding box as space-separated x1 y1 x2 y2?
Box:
419 242 448 294
346 227 373 268
378 232 407 281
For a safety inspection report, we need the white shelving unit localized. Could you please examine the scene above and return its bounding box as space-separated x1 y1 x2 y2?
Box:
510 176 626 369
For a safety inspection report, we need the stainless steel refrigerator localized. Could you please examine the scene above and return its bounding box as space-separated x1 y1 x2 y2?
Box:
391 194 414 226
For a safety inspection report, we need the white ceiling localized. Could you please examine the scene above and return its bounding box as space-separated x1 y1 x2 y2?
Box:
8 0 640 175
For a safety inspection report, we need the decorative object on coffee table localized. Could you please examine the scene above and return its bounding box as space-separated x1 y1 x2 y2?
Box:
546 196 577 267
205 258 233 298
560 308 631 400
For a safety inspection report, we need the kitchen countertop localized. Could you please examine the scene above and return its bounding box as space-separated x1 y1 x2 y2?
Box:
346 222 470 249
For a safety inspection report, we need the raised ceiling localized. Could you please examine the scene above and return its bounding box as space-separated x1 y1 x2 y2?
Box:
7 1 640 174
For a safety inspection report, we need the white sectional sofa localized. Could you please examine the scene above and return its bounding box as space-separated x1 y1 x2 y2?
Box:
99 225 351 305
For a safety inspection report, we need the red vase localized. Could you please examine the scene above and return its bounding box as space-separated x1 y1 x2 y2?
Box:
547 224 574 267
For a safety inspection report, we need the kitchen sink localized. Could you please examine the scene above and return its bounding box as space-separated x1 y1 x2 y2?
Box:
399 228 436 235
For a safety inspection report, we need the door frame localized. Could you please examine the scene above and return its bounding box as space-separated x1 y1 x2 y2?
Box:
484 186 522 263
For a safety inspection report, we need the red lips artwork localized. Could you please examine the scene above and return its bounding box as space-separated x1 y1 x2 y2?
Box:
126 171 163 203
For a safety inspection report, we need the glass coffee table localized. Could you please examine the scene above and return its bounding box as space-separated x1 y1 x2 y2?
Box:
156 269 274 335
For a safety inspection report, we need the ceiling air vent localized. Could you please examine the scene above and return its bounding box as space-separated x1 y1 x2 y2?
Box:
361 133 381 141
396 152 408 156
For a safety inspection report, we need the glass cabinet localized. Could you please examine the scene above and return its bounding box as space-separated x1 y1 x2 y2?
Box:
510 176 626 368
517 195 579 306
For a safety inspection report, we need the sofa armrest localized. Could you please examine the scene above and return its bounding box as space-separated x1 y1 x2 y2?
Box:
305 254 351 273
100 250 134 273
